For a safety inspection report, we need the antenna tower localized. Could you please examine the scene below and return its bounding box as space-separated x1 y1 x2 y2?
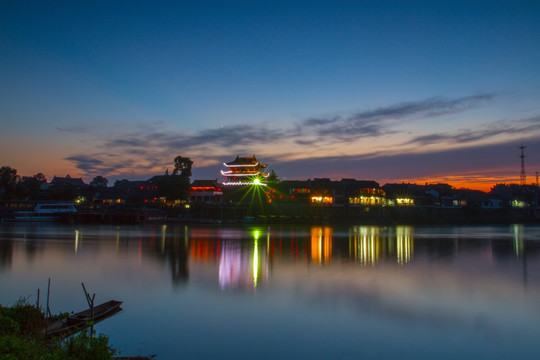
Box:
520 144 526 186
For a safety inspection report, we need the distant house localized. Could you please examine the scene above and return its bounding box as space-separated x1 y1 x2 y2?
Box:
481 198 504 209
112 179 158 204
426 183 465 208
48 175 86 189
267 178 384 206
382 183 420 206
189 180 223 203
339 178 384 206
42 175 89 201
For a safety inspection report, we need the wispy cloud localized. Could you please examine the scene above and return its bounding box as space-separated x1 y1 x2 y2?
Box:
302 94 496 142
96 94 499 160
65 154 118 174
406 115 540 146
56 126 88 133
104 124 289 150
65 152 165 179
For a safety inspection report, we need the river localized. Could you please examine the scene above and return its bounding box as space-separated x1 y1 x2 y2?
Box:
1 223 539 359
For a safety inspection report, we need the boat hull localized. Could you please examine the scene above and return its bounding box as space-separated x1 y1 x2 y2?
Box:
46 300 123 338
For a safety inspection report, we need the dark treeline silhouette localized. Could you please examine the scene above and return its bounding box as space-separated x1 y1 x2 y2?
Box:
0 156 193 202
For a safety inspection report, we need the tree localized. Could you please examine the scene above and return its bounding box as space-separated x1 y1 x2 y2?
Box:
154 174 191 202
90 176 108 188
0 166 19 199
172 156 193 177
267 170 279 183
17 173 47 200
32 173 47 184
152 157 193 203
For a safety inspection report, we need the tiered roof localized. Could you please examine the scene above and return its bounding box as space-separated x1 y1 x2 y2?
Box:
221 155 268 185
224 154 265 168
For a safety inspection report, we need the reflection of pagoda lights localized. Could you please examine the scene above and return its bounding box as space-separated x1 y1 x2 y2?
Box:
311 227 332 264
396 226 413 265
218 233 267 290
512 224 524 257
253 237 259 287
219 242 247 289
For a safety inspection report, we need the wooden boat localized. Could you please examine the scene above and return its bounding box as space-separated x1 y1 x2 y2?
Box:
46 300 123 338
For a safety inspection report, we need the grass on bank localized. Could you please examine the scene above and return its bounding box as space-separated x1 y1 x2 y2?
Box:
0 297 115 360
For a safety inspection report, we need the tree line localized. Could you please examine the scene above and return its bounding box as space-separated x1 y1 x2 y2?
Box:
0 156 193 201
0 166 48 200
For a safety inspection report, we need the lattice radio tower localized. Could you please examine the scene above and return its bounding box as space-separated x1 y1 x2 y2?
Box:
520 144 526 186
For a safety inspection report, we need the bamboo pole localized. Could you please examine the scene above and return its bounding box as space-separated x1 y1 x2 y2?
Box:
81 282 96 337
46 278 51 318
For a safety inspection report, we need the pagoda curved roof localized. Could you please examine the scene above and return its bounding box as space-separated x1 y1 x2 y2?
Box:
224 154 266 167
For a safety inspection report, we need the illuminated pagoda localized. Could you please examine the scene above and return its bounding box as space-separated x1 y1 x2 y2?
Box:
221 154 269 186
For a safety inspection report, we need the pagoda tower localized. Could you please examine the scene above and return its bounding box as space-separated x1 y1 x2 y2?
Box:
221 154 269 186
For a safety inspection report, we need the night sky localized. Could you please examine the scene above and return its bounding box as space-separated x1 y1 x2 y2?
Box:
1 0 540 191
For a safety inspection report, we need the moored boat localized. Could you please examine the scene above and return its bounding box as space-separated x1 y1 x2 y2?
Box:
46 300 123 338
11 202 78 222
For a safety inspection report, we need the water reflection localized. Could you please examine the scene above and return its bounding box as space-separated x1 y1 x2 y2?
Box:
349 226 380 266
1 223 539 291
1 223 540 360
348 226 414 266
396 226 413 265
74 229 80 253
513 224 524 257
218 228 269 289
0 239 13 270
310 226 332 264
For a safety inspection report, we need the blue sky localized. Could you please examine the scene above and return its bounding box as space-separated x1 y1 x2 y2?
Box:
1 0 540 190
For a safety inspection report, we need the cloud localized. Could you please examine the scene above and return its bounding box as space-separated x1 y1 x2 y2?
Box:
143 94 500 153
354 94 494 121
56 126 88 133
172 125 287 148
104 124 288 151
406 115 540 146
106 138 147 147
301 93 496 142
65 155 117 174
295 139 318 146
66 152 168 180
100 94 498 157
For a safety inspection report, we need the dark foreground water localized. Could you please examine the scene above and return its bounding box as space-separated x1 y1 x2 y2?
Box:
1 223 539 359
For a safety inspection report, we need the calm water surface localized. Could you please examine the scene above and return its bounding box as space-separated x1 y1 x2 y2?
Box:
1 223 539 359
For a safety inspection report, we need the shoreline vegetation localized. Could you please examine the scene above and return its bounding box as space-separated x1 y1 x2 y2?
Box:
0 298 115 359
0 298 154 360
